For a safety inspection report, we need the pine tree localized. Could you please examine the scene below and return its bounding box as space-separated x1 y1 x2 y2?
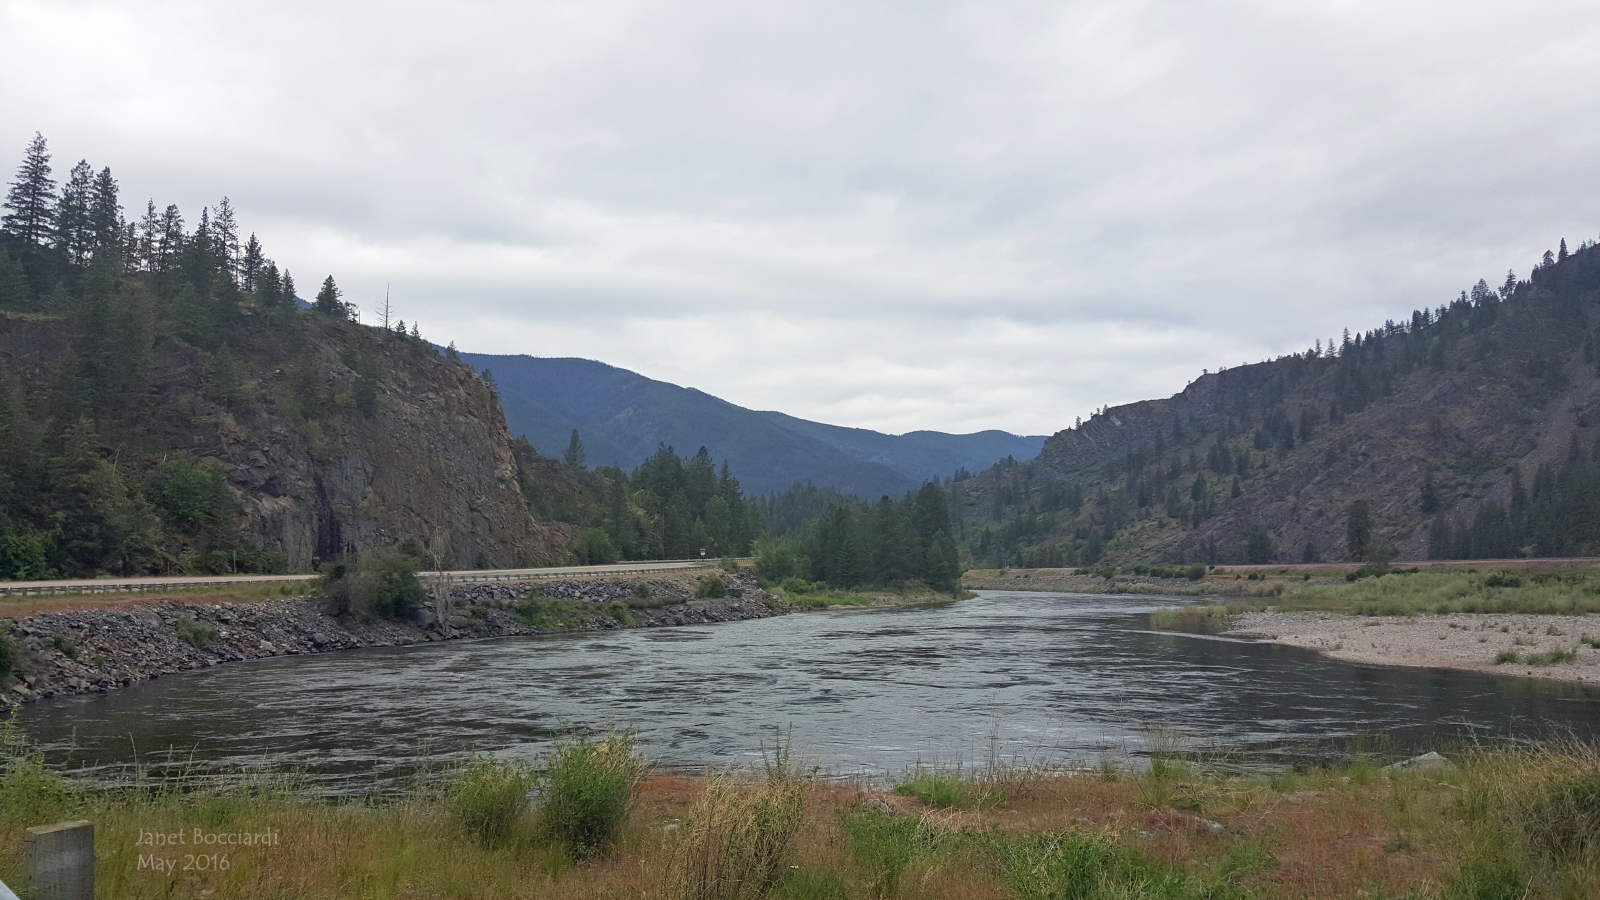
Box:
410 321 421 340
2 133 56 247
56 159 94 265
211 198 239 282
89 166 121 257
1559 238 1569 262
256 262 281 306
239 233 263 291
314 276 343 315
155 204 184 273
563 430 586 470
281 270 297 306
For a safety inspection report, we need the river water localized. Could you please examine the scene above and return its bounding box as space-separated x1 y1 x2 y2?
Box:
24 592 1600 792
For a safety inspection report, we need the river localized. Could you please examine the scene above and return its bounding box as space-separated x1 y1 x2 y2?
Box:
24 592 1600 792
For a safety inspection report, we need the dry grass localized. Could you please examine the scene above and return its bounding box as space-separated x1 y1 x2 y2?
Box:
0 581 314 618
3 738 1599 898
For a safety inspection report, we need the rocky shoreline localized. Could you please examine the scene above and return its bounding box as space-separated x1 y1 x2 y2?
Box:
3 572 785 705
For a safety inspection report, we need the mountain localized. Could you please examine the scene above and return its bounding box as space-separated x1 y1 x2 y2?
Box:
456 353 1047 497
954 238 1600 566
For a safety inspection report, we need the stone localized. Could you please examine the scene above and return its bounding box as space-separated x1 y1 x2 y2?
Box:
310 632 329 646
446 615 471 629
1384 751 1451 772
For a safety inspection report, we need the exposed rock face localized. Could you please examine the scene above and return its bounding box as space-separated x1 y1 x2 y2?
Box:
5 573 782 703
0 314 570 571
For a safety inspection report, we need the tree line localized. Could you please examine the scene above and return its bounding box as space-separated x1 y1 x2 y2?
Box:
512 434 762 564
750 482 962 594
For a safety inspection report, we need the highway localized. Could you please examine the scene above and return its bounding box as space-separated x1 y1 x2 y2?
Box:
0 559 718 597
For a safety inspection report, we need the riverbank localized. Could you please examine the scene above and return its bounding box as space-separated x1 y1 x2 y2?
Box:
7 733 1598 899
0 570 787 705
1228 610 1600 685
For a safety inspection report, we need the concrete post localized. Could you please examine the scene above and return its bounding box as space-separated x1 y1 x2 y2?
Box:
24 820 93 900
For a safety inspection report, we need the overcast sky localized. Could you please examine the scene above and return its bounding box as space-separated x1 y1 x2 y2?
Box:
4 1 1598 436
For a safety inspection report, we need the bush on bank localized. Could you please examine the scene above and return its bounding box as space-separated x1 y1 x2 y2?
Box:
318 551 427 620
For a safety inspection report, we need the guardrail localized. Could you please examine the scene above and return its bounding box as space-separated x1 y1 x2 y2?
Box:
0 559 726 597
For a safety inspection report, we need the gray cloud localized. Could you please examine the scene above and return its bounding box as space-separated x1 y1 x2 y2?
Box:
4 0 1598 435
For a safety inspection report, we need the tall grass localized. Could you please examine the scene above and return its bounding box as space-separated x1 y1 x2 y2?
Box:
664 735 811 900
537 732 646 859
449 755 534 845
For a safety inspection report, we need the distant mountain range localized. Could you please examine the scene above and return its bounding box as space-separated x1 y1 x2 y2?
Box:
455 354 1047 497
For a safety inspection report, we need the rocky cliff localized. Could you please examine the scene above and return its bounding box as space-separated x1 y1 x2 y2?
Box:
0 310 570 573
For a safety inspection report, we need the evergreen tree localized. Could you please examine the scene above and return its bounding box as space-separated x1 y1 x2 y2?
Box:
56 159 94 265
1346 499 1373 560
212 198 240 282
2 133 56 247
89 166 121 257
240 234 263 291
314 275 343 315
563 430 586 470
281 270 297 306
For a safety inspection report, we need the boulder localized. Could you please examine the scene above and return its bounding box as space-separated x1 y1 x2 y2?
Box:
1384 751 1451 772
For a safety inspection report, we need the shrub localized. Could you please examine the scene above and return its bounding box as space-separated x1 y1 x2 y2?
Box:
753 537 802 582
450 756 535 845
1184 564 1206 580
721 557 740 574
634 581 652 599
0 633 15 679
576 527 620 564
52 634 77 659
538 732 645 859
698 575 728 599
174 615 218 649
778 577 819 595
319 552 427 620
1494 651 1519 664
608 601 635 625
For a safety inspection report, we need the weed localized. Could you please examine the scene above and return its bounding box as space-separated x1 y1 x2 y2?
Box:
449 755 535 845
1524 649 1576 666
773 868 850 900
608 601 636 625
537 731 645 859
665 766 809 900
51 633 77 658
1521 764 1600 861
893 765 969 808
174 615 218 648
1494 651 1519 664
839 809 923 898
698 575 728 599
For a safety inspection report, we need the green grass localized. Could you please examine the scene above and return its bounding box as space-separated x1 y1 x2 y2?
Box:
449 755 535 845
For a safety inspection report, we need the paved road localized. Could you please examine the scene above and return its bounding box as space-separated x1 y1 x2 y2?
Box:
0 560 717 597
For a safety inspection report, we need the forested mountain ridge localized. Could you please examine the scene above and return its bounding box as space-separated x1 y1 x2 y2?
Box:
456 353 1046 498
0 134 567 577
954 237 1600 567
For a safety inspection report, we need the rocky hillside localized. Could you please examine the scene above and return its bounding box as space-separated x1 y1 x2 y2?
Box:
954 237 1600 566
0 309 569 573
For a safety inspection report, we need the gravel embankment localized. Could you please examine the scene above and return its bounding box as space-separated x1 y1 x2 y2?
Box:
3 572 783 704
1229 611 1600 685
